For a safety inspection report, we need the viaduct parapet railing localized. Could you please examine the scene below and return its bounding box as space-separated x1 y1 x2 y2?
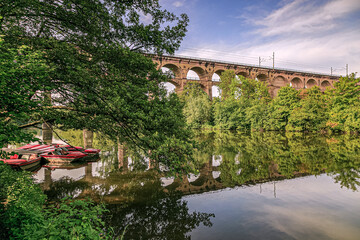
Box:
149 54 340 98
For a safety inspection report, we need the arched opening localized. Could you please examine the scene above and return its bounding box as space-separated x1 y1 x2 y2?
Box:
212 72 221 82
212 70 224 82
236 71 248 78
162 82 177 95
187 67 206 80
306 79 317 89
161 67 175 79
256 74 268 82
162 64 181 78
272 76 287 88
187 70 200 80
321 80 331 90
291 77 302 89
212 85 220 98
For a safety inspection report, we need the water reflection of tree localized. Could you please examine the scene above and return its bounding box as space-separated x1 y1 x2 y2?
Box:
43 177 89 201
327 135 360 191
106 192 214 240
194 131 360 191
42 130 360 204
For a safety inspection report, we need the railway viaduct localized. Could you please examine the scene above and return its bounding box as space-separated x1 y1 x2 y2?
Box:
151 54 340 98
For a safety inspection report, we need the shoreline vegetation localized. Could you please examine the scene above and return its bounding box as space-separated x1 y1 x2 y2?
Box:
0 162 116 239
180 71 360 134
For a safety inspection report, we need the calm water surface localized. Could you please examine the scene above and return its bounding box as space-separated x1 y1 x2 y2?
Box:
33 131 360 240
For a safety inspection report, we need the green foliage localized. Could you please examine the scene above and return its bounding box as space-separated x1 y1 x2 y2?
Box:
213 99 243 130
0 162 46 239
214 71 271 130
265 86 300 130
193 130 360 191
0 0 195 173
286 86 328 132
0 163 114 239
178 70 359 133
151 136 196 176
238 76 271 103
180 83 212 128
326 74 360 132
0 40 50 148
30 199 112 240
218 70 240 100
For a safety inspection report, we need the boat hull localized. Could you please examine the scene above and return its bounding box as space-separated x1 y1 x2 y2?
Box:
0 158 42 171
41 155 89 162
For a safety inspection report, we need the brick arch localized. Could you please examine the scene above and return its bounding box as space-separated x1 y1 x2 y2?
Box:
257 73 268 82
236 71 248 78
161 63 182 78
306 79 317 88
214 69 225 76
272 75 288 88
212 69 225 82
291 77 303 90
320 80 332 90
187 66 207 80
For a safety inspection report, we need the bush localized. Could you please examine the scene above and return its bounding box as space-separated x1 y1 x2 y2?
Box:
0 162 114 240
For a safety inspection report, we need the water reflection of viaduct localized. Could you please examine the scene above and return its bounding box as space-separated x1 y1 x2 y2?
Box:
39 150 295 203
40 158 223 198
151 54 339 98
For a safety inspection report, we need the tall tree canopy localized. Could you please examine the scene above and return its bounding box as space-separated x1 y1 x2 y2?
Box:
0 0 194 171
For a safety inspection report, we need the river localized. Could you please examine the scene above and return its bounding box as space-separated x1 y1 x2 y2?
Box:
33 131 360 239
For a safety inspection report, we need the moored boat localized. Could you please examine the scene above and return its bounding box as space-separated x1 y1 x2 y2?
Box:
0 150 43 171
54 145 101 155
19 144 101 157
40 147 89 162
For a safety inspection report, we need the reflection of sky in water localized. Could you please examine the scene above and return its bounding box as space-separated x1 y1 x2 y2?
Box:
33 166 85 182
186 174 360 240
33 167 45 183
161 177 174 187
52 168 85 181
212 171 220 179
212 155 222 167
92 160 105 178
188 173 200 183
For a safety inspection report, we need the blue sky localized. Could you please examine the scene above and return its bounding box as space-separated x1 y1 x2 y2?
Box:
159 0 360 76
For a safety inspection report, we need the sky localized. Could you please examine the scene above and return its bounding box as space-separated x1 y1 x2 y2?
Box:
158 0 360 77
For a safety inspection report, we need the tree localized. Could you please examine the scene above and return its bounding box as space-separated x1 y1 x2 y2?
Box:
0 40 52 149
214 71 271 130
180 83 212 128
326 73 360 132
265 86 300 131
218 70 240 100
286 86 328 132
0 1 193 171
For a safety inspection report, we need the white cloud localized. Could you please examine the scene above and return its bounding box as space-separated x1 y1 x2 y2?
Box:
178 0 360 75
173 1 185 8
255 0 360 36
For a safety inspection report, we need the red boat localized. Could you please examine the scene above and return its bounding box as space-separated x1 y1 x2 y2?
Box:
19 144 101 156
0 150 42 171
58 145 101 155
40 147 89 162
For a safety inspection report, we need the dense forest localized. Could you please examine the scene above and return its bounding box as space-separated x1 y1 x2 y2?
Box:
181 70 360 133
